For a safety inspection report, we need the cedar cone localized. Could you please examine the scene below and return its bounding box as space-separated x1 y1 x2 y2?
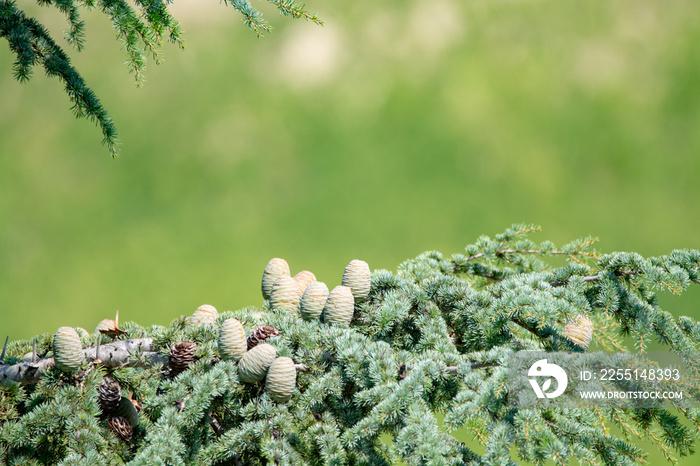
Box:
169 341 197 376
247 325 279 350
564 315 594 350
108 416 133 442
98 377 122 416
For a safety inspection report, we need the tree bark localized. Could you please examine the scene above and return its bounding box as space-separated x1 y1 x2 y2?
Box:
0 338 165 385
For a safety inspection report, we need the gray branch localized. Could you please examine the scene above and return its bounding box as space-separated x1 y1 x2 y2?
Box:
3 339 496 386
0 338 166 386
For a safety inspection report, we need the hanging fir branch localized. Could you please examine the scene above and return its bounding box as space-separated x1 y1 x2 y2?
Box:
1 225 699 465
0 0 322 157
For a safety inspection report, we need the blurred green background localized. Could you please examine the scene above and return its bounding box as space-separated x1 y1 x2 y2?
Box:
1 0 700 462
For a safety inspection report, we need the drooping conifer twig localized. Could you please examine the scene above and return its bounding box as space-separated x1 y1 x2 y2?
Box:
0 0 321 157
0 0 119 156
267 0 324 25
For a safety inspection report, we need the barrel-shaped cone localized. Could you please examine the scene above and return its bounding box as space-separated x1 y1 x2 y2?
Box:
265 357 297 403
300 281 329 321
238 343 277 383
262 258 290 300
189 304 218 326
323 286 355 326
564 315 594 350
53 326 84 373
342 260 371 301
219 318 247 361
293 270 316 296
270 275 301 313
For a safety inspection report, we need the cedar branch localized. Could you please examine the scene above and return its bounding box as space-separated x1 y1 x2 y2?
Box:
1 338 495 385
0 338 164 385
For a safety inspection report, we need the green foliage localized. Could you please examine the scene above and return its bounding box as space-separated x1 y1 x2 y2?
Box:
1 226 699 464
0 0 321 157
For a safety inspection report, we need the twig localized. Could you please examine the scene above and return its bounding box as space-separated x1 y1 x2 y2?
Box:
294 361 497 375
551 269 639 287
294 363 309 372
462 248 599 263
454 244 600 278
510 317 577 350
209 413 223 436
555 266 700 288
95 336 101 363
0 336 8 364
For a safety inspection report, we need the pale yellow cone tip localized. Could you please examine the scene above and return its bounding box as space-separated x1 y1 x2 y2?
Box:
564 315 594 350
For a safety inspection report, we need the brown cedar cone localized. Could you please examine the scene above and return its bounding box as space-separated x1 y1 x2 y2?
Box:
246 325 280 350
108 416 133 442
169 341 197 376
98 377 122 416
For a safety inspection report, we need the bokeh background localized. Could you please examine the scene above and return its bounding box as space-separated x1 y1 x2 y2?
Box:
1 0 699 463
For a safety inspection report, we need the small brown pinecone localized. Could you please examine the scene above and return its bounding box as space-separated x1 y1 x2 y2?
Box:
169 341 197 376
247 325 279 351
108 416 133 442
98 377 122 416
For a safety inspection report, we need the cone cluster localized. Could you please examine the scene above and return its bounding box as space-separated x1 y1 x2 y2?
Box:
98 376 138 443
215 319 296 402
261 257 371 327
217 256 372 402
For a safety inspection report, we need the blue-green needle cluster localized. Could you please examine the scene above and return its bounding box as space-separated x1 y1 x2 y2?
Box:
1 225 699 465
